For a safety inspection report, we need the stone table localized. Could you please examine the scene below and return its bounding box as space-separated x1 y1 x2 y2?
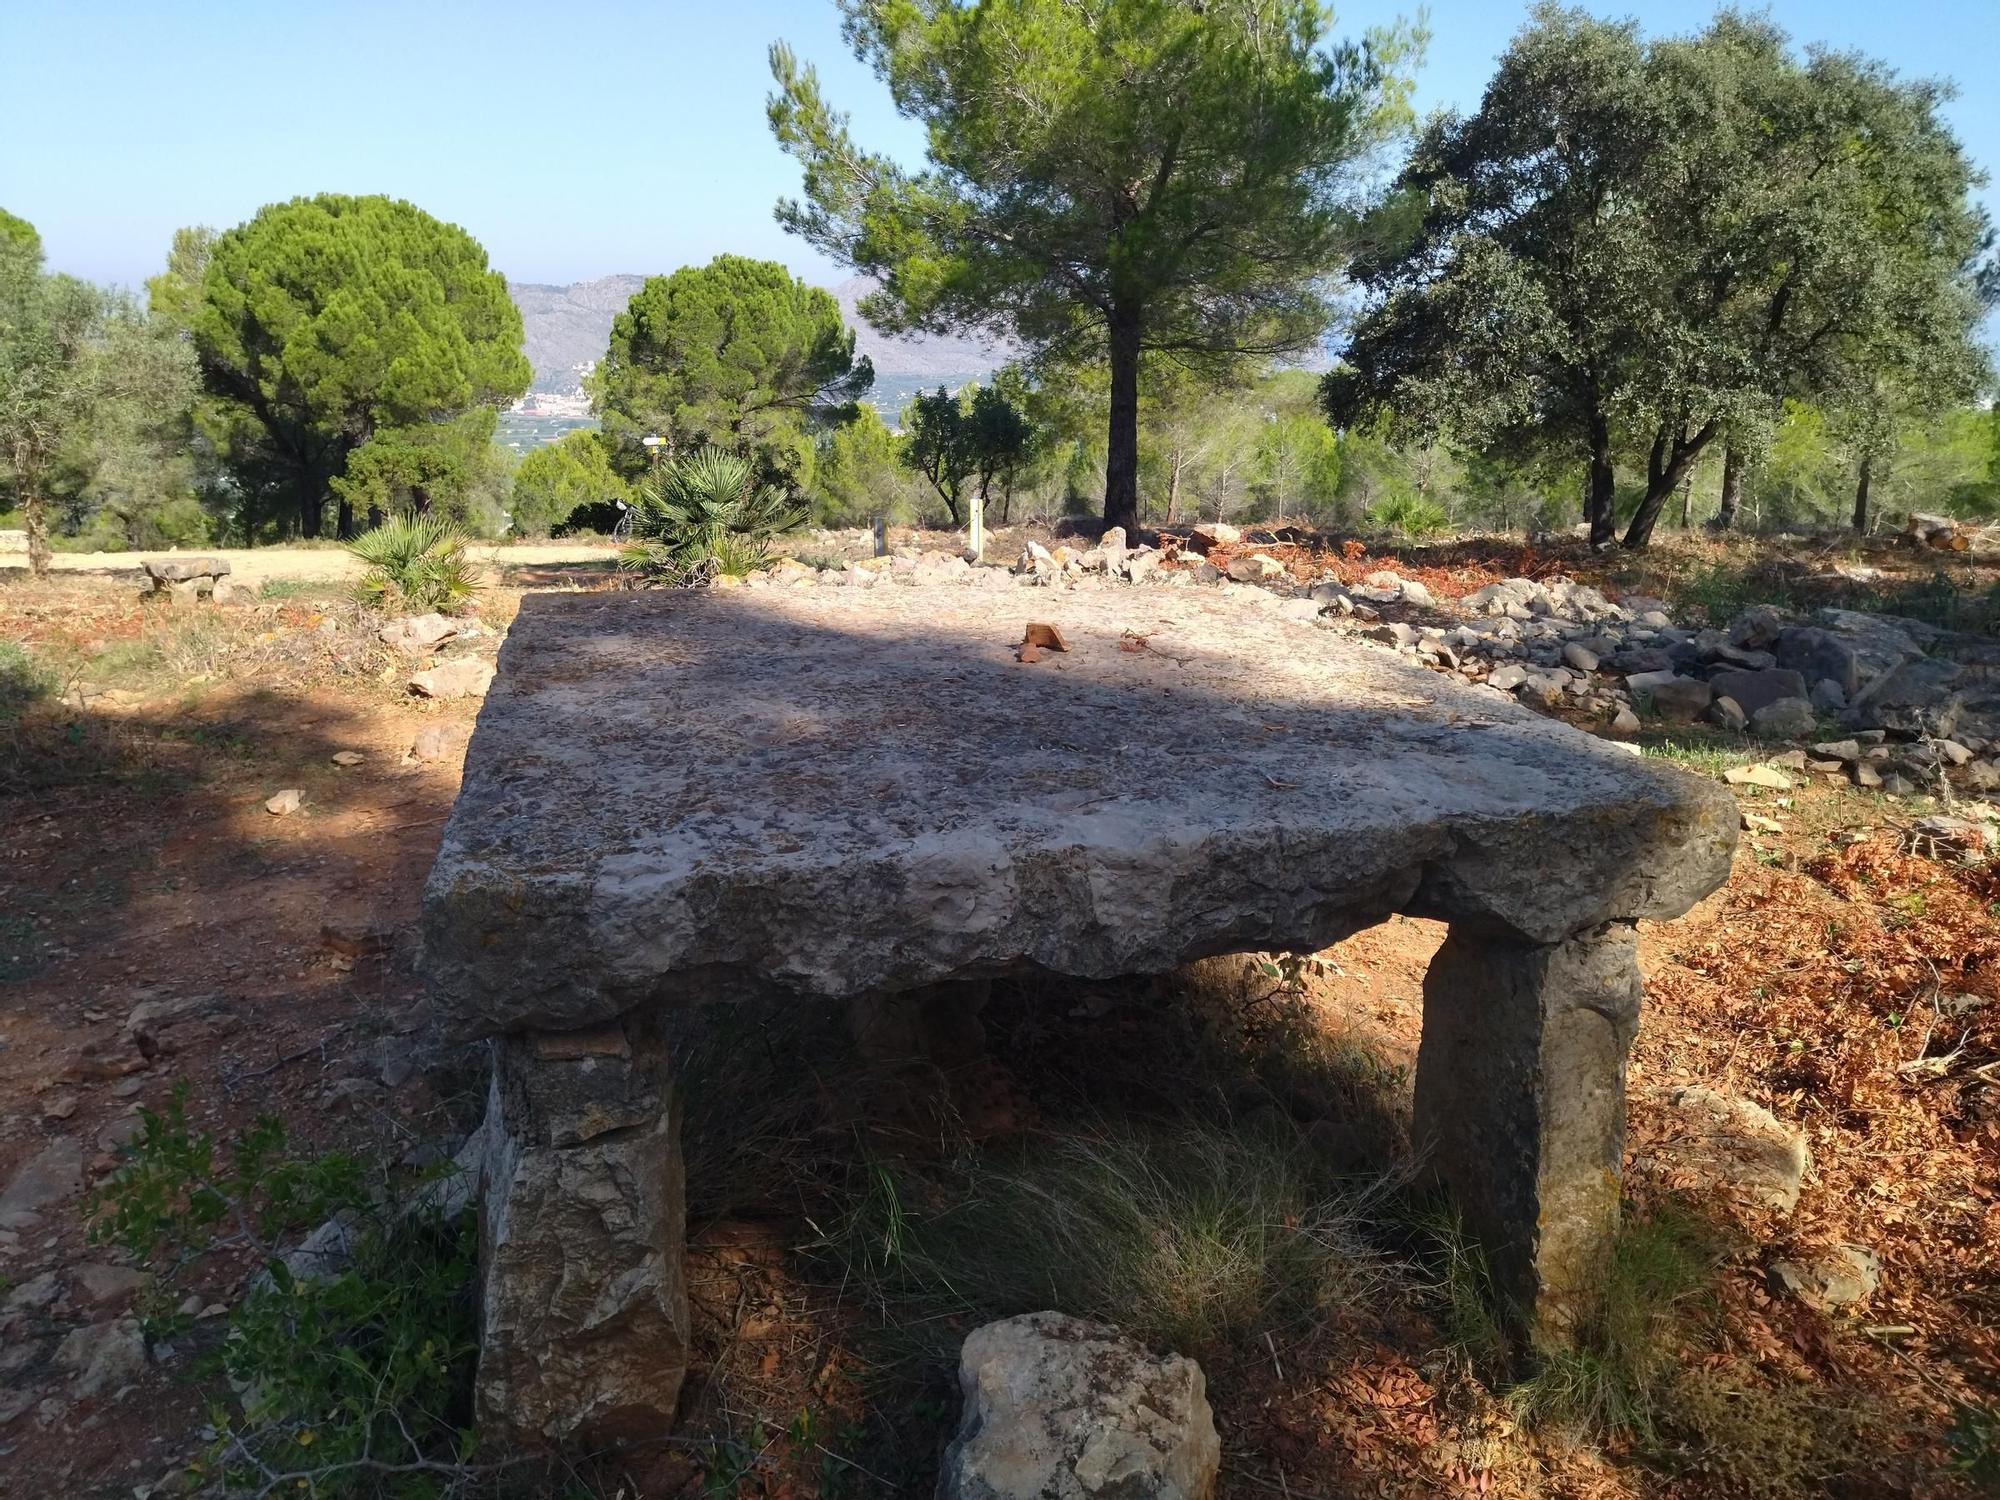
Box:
421 578 1736 1447
141 555 232 605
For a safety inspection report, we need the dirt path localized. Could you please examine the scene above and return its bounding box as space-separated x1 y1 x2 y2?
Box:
0 542 621 583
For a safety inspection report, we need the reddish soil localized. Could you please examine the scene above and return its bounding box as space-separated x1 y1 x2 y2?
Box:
1 547 1994 1498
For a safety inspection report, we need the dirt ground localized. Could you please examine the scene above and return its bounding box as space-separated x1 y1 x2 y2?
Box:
0 541 621 583
1 534 1995 1498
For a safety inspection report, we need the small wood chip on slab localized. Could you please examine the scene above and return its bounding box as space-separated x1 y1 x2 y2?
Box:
1021 622 1071 652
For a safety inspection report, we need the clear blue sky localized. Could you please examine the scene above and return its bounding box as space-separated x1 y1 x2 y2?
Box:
4 0 1995 293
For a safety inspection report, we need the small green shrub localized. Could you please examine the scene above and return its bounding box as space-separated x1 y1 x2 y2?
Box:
88 1084 476 1497
1363 493 1451 539
0 640 56 725
1948 1400 2000 1485
346 514 480 613
620 446 809 586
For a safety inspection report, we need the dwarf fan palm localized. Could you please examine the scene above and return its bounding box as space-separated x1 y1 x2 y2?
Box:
345 513 478 612
620 446 809 585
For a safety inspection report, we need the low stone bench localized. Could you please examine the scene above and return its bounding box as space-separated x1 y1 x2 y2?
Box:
419 581 1736 1449
141 556 233 606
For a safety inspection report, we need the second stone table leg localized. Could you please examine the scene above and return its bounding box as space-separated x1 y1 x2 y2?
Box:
1412 922 1643 1333
475 1013 688 1448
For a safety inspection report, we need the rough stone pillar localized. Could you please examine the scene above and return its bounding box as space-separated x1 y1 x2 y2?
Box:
1412 922 1643 1333
476 1013 688 1449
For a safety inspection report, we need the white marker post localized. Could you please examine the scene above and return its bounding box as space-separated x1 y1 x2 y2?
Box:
967 489 985 563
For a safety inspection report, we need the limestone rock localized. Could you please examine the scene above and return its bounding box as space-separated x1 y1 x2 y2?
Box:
409 659 495 700
142 557 229 589
1707 668 1808 719
1561 642 1600 674
1728 605 1786 651
1187 522 1239 553
1016 541 1055 575
764 556 816 583
330 750 364 767
409 726 451 763
422 585 1736 1039
1850 656 1965 738
1611 705 1641 734
939 1312 1219 1500
1750 697 1817 740
0 1137 84 1230
475 1023 688 1448
1709 696 1747 732
264 788 302 816
1225 553 1286 584
1650 1086 1806 1215
378 613 460 653
1400 578 1436 608
1650 676 1713 723
69 1264 147 1312
55 1317 146 1399
1724 763 1794 790
1769 1245 1880 1310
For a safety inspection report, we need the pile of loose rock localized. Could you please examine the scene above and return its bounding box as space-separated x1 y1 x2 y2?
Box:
1296 570 2000 797
748 540 2000 797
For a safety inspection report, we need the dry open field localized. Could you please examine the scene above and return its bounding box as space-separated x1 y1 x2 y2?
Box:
1 530 1995 1498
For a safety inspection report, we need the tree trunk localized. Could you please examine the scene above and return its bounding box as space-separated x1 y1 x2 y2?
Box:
336 498 355 538
1678 469 1694 529
1710 445 1744 530
1585 414 1616 548
1623 426 1716 549
1166 448 1184 525
297 471 323 539
1103 307 1142 533
1852 454 1873 534
23 480 51 578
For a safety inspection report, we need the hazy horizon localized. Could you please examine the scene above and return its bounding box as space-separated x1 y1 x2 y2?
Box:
5 0 1994 307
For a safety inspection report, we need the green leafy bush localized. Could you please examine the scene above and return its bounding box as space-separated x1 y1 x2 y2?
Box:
346 514 479 613
620 445 808 586
88 1084 476 1497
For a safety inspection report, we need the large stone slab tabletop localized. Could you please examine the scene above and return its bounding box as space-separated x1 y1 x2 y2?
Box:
421 580 1737 1036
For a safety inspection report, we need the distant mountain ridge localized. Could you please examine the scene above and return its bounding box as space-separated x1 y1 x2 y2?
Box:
507 273 1001 399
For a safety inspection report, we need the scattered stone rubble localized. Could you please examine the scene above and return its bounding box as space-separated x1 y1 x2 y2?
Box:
752 538 2000 799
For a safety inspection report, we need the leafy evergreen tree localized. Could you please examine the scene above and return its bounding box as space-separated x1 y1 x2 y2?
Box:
509 430 633 537
768 0 1418 533
192 195 529 539
591 254 872 491
1327 6 1992 549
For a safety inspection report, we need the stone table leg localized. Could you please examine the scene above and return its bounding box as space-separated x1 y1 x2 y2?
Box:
1412 922 1643 1333
476 1013 688 1449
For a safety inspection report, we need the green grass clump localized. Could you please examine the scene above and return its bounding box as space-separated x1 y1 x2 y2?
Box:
1639 733 1759 777
811 1120 1404 1366
1506 1208 1726 1441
